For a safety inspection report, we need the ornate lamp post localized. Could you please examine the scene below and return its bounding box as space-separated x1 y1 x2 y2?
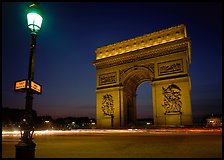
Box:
15 2 43 158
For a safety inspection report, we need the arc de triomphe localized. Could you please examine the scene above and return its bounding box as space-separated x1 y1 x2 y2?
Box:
93 24 193 128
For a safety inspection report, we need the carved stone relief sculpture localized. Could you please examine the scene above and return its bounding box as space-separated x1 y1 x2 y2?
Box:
102 94 114 116
162 84 182 115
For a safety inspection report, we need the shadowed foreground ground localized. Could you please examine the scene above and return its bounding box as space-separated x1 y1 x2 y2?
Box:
2 128 222 158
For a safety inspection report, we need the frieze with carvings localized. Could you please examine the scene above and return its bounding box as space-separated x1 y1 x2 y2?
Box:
162 84 182 115
99 72 117 86
102 94 114 116
158 59 183 76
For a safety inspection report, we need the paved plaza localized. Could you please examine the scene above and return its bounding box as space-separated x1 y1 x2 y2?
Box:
2 128 222 158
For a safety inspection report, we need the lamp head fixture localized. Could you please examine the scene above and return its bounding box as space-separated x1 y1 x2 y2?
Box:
26 2 43 34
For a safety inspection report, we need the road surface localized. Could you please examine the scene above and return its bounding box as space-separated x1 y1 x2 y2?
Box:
2 128 222 158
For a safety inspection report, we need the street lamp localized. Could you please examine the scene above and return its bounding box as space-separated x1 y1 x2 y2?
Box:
15 2 43 158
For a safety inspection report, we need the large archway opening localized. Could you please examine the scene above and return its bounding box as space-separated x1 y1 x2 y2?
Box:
121 66 153 127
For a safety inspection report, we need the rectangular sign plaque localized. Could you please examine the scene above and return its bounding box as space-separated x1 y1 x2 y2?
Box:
31 81 42 94
15 80 27 90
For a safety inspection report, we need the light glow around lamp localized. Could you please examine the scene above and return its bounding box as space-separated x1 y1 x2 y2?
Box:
26 3 43 34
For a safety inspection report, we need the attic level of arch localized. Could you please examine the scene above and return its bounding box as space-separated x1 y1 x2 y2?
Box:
95 24 187 60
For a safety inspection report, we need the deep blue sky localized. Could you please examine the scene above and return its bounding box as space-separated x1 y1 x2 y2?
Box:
2 2 222 119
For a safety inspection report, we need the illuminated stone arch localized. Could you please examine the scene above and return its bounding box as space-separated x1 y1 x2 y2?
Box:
93 24 193 128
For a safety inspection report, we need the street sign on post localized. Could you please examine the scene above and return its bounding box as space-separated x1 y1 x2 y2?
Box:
15 79 42 94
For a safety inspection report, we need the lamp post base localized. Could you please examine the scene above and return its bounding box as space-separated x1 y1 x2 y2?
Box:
15 140 36 158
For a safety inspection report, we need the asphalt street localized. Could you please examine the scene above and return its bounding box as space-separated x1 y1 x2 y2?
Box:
2 129 222 158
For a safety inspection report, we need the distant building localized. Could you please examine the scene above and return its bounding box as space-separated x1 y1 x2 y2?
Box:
206 117 222 128
54 117 96 130
129 118 154 128
2 107 37 130
2 107 96 130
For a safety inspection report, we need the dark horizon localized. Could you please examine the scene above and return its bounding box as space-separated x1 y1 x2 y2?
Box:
2 106 222 123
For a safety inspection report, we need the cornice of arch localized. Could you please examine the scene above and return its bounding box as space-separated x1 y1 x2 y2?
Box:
93 38 190 70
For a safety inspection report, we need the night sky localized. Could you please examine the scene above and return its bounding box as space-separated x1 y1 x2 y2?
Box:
2 2 222 120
